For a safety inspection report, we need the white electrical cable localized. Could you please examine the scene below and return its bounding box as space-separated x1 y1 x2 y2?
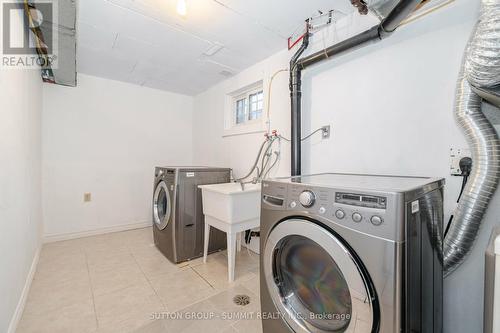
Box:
278 126 327 142
265 69 288 134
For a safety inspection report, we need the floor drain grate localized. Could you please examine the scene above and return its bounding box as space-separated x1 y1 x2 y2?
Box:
233 294 251 306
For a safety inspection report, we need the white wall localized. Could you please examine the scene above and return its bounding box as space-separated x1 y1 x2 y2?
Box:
193 0 499 331
42 74 193 238
0 46 43 333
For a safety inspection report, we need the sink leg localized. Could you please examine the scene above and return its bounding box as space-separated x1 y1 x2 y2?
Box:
227 231 236 282
237 232 242 252
203 221 210 264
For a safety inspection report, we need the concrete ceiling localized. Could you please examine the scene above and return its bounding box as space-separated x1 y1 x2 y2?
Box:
77 0 357 95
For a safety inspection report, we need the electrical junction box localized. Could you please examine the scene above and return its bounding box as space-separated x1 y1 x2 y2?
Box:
321 125 331 139
450 148 471 176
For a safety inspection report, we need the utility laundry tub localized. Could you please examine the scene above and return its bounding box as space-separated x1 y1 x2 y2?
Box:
199 182 261 281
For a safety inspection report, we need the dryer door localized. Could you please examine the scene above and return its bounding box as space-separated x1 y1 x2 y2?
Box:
263 218 379 333
153 180 171 230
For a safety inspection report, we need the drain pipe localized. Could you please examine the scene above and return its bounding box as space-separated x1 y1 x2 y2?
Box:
290 32 310 177
289 0 423 175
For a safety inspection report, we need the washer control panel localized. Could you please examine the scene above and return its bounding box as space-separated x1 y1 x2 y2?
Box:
261 181 397 240
299 190 316 208
335 209 346 219
352 212 363 223
335 192 387 209
370 215 384 226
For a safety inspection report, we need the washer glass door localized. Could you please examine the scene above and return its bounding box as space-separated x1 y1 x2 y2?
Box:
153 180 171 230
263 219 377 333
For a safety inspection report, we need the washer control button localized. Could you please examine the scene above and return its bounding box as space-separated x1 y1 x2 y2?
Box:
352 212 363 223
370 215 383 226
319 207 326 214
299 190 316 208
289 201 297 208
335 209 345 219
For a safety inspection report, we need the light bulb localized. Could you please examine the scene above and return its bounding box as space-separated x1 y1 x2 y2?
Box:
177 0 187 16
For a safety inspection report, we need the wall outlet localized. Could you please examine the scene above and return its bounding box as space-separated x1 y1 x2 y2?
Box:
321 125 331 139
450 148 471 176
84 192 92 202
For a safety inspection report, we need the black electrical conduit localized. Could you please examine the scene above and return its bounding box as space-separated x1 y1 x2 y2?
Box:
290 0 423 176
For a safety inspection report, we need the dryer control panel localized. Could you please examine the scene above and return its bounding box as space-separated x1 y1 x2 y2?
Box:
335 192 387 209
261 180 404 242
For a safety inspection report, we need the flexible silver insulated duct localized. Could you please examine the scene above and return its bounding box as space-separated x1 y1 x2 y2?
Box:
465 0 500 89
444 0 500 276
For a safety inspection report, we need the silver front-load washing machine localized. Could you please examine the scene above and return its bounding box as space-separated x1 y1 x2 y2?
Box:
153 166 230 263
260 173 444 333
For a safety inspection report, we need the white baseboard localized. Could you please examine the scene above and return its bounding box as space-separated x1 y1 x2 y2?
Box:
43 221 152 243
7 246 40 333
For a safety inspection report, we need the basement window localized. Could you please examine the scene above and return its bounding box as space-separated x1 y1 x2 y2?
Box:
248 91 264 120
233 87 263 125
235 97 248 124
224 80 265 137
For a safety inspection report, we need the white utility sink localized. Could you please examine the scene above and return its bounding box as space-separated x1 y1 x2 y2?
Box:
199 182 261 224
199 182 261 282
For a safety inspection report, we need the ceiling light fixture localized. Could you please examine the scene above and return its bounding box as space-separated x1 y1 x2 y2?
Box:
177 0 187 16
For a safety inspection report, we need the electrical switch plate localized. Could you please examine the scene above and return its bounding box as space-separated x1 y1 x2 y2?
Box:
450 148 471 176
84 193 92 202
321 125 331 139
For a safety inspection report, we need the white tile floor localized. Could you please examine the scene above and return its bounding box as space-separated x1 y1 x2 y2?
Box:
17 227 262 333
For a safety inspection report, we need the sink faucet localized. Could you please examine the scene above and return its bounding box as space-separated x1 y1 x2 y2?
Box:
237 180 245 191
236 178 259 191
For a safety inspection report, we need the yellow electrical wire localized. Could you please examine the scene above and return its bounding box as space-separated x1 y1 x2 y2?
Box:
399 0 455 27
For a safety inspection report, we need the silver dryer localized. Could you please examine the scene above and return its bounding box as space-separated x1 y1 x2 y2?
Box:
260 173 444 333
153 166 230 263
